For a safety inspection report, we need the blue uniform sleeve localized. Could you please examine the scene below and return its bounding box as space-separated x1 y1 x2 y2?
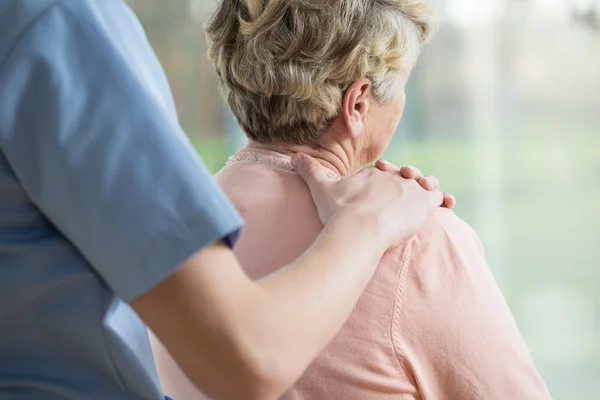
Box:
0 1 243 302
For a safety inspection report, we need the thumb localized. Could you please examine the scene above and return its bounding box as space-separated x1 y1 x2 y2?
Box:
291 153 333 193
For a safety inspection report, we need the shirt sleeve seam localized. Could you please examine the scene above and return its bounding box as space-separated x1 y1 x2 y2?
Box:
390 236 417 371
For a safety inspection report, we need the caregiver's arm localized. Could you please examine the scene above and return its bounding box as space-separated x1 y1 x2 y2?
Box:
134 163 443 400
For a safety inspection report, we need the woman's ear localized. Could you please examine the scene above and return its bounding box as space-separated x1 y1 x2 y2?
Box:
341 78 372 139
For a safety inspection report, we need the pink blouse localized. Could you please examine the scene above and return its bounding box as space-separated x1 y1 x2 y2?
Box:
150 148 551 400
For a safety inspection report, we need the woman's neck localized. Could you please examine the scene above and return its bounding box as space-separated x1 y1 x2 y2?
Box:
247 137 363 177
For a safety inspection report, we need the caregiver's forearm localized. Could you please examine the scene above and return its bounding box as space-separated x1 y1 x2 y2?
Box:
134 209 386 400
255 209 387 371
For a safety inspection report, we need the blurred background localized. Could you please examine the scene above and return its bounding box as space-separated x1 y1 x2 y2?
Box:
126 0 600 398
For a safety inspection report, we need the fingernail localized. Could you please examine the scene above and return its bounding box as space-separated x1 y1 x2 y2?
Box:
291 153 304 168
379 159 390 165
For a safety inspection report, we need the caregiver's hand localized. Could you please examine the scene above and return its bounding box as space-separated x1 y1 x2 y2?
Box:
291 154 444 250
375 159 456 209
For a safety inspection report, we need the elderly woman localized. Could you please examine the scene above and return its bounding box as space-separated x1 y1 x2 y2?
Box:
151 0 551 399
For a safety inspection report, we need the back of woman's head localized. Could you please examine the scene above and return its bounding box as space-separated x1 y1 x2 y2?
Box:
206 0 435 145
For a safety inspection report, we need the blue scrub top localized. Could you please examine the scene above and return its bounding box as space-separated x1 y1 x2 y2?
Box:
0 0 243 399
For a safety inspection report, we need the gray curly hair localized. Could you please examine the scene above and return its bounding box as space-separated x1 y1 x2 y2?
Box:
206 0 435 145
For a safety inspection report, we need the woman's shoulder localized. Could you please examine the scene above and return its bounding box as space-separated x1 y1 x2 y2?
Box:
419 207 479 240
391 208 490 305
391 209 551 400
407 208 485 260
215 161 311 208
